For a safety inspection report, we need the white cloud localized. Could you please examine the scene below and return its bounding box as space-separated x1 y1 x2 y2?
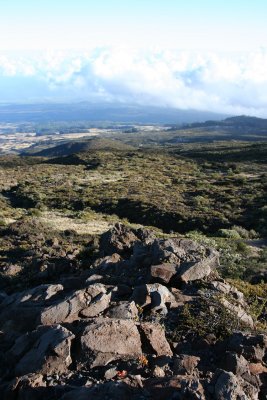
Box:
1 48 267 117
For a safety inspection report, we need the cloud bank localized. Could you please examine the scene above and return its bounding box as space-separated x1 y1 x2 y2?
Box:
1 48 267 117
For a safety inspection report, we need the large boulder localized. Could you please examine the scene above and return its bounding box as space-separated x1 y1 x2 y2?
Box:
40 284 112 325
9 324 74 376
0 284 64 334
80 318 142 367
40 289 91 325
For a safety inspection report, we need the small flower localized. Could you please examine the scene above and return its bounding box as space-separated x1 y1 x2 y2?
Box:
116 370 127 379
138 355 148 367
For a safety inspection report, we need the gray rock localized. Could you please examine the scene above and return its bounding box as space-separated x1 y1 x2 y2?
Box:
10 325 74 376
0 284 64 334
2 264 22 276
104 367 118 380
177 248 219 282
99 223 139 256
93 253 122 271
173 354 200 375
151 238 186 264
214 370 245 399
146 283 177 313
107 301 139 319
150 263 177 284
0 284 63 309
130 241 152 268
140 322 173 357
226 333 267 362
211 281 245 306
40 284 113 324
153 366 165 377
80 292 111 317
40 289 91 325
80 318 142 367
85 283 107 298
221 298 254 328
85 274 104 284
214 370 258 400
132 283 177 314
222 352 249 376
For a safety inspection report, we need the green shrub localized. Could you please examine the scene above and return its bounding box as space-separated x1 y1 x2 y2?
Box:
218 229 241 239
169 297 243 342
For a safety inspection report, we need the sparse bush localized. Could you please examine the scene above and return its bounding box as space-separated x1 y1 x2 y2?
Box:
232 225 251 239
169 297 243 342
218 229 241 239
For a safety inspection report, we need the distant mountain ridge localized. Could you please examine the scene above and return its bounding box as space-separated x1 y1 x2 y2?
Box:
0 102 229 124
23 115 267 158
181 115 267 132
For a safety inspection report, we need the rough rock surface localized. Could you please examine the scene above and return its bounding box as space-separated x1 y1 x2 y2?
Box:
140 322 173 357
80 292 111 317
0 224 266 400
80 318 142 367
150 263 177 283
107 301 139 319
9 325 74 376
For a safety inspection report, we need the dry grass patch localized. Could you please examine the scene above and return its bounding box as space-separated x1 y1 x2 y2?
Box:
38 211 112 235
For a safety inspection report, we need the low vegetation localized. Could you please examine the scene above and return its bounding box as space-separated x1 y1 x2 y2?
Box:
0 131 266 399
0 140 266 291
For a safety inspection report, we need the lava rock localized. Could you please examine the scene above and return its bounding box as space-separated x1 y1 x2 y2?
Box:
80 318 142 367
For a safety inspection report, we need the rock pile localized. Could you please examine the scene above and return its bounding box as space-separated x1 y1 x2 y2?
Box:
0 224 266 399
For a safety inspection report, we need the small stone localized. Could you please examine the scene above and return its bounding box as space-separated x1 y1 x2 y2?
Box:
249 363 267 375
173 355 200 375
153 366 165 378
104 368 118 380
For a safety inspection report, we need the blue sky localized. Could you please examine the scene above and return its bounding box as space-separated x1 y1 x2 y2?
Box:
0 1 267 115
1 0 267 51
